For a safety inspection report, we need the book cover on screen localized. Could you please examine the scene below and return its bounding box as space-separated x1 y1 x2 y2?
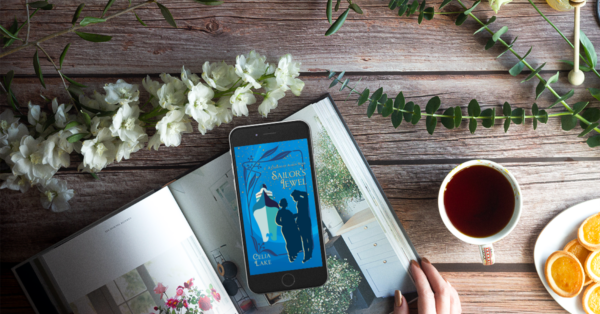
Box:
13 95 420 314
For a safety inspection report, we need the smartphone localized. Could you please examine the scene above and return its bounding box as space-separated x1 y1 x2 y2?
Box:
229 121 328 294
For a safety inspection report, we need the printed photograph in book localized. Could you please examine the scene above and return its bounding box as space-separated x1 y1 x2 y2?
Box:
68 235 233 314
233 139 323 275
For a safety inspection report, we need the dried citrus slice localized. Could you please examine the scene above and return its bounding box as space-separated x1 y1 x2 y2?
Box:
545 251 586 298
586 251 600 283
565 239 594 285
545 0 573 11
583 282 600 314
579 212 600 251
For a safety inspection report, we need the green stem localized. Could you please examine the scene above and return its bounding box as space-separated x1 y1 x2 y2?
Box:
213 78 243 98
434 11 463 14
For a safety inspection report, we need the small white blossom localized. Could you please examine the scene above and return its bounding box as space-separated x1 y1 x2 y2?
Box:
202 61 238 91
79 91 119 112
184 82 217 127
230 85 256 117
214 97 233 126
41 136 70 169
157 80 186 110
10 135 56 185
275 54 304 96
235 51 269 89
0 110 20 138
81 128 117 172
142 75 161 98
0 122 29 166
258 88 285 118
90 116 112 137
181 66 201 90
27 102 47 134
147 133 162 151
51 98 73 129
0 173 31 193
155 109 192 147
38 178 74 212
104 79 140 106
115 139 144 162
109 104 147 143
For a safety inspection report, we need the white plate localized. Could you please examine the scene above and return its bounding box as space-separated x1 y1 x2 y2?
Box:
534 198 600 314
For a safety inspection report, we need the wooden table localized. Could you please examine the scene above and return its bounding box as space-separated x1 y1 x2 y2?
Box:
1 0 599 312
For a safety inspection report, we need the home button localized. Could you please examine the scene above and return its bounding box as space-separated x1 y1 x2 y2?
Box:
281 273 295 287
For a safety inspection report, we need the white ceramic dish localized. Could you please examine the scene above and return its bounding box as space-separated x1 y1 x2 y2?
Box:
534 198 600 314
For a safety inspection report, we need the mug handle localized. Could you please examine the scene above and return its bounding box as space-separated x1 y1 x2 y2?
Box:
479 244 495 265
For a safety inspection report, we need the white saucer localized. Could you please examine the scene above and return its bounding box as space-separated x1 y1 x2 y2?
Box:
534 198 600 314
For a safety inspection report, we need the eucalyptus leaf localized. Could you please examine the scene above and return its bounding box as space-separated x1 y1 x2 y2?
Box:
75 31 112 42
67 133 89 143
441 107 455 129
329 78 339 88
572 101 589 115
535 80 545 100
423 7 434 20
407 0 419 16
398 3 408 16
538 110 549 124
2 18 18 48
325 9 349 36
439 0 453 9
454 106 462 128
378 94 388 108
492 26 508 42
157 2 177 28
337 71 345 81
28 1 49 8
194 0 223 5
418 11 424 24
463 0 480 15
509 61 524 76
377 103 383 114
40 3 54 10
33 50 46 89
504 119 510 133
455 13 468 26
72 3 85 25
80 17 106 26
327 71 336 79
404 102 414 122
521 62 545 83
467 99 480 117
326 0 333 23
474 16 495 35
560 60 592 72
389 0 399 10
481 108 495 128
367 99 378 118
339 78 349 91
425 96 441 114
580 31 597 68
512 108 524 124
469 118 477 134
411 104 421 125
561 115 578 131
62 74 87 88
382 99 394 117
588 135 600 148
135 12 147 26
579 123 599 137
549 89 574 109
358 89 370 106
394 92 405 110
371 87 383 102
0 25 19 40
484 38 495 50
64 121 80 130
580 108 600 128
350 3 363 14
102 0 116 17
426 116 437 134
532 103 539 115
546 71 560 85
59 43 70 69
419 0 426 11
335 0 341 11
502 102 511 116
588 88 600 102
81 111 91 126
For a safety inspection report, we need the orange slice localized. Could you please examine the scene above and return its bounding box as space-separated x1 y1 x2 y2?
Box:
545 251 585 298
565 239 594 286
579 212 600 251
583 282 600 314
586 251 600 283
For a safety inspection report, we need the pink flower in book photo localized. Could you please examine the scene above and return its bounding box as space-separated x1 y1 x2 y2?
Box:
153 282 168 299
153 278 220 314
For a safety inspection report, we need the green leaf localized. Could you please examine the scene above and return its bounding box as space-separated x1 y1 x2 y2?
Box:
62 74 87 87
391 109 403 128
538 109 548 123
418 11 424 24
193 0 224 5
439 0 453 9
358 89 369 106
336 71 345 81
484 37 495 50
403 102 414 122
549 89 574 109
560 60 592 72
426 116 437 134
411 104 421 125
423 7 434 20
335 0 341 11
441 107 455 129
580 108 600 128
492 26 508 42
327 71 336 79
42 115 55 131
588 88 600 102
588 135 600 148
28 1 49 8
72 3 85 25
561 115 578 131
509 61 524 76
394 92 405 110
64 121 80 130
378 94 388 109
481 108 495 128
371 87 383 102
75 31 112 42
67 132 89 143
532 103 538 130
474 16 496 35
367 99 378 118
455 13 468 26
90 172 99 179
325 9 349 36
546 71 560 85
535 80 545 100
382 99 394 117
463 0 481 14
419 0 427 11
339 78 349 91
580 31 597 68
80 17 106 26
425 96 441 114
469 118 477 134
398 3 408 15
504 119 510 132
33 50 46 89
81 110 91 126
512 108 524 124
389 0 399 10
4 70 14 91
102 0 116 17
0 24 19 40
157 2 177 28
326 0 333 23
328 79 339 88
407 0 419 16
2 18 18 48
579 123 599 137
40 3 54 10
521 63 545 82
453 106 462 128
572 101 589 115
134 12 147 26
59 43 70 68
467 99 480 117
350 3 363 14
503 102 511 116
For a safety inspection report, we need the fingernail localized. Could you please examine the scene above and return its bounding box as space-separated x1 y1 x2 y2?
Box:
410 260 420 269
395 290 403 307
422 257 431 264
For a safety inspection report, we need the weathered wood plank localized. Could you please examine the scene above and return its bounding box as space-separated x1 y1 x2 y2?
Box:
1 0 598 74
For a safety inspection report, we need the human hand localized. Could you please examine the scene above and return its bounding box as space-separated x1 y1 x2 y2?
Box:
393 258 462 314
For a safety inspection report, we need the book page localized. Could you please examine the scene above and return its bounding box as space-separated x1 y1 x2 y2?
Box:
41 187 237 314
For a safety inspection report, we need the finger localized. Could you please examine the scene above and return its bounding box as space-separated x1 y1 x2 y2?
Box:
421 258 451 314
410 260 436 314
393 290 409 314
446 279 462 314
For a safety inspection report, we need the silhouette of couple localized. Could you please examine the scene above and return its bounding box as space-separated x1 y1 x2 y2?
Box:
275 190 314 263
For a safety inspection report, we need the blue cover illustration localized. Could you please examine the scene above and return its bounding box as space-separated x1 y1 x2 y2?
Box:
234 139 323 275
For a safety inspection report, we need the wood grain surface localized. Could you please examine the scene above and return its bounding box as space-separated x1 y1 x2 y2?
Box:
2 0 600 312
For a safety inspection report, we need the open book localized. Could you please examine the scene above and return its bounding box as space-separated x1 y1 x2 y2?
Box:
13 95 419 314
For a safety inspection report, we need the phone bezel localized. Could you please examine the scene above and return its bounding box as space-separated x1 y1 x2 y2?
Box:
229 120 328 294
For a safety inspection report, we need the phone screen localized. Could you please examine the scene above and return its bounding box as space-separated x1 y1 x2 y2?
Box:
233 138 323 276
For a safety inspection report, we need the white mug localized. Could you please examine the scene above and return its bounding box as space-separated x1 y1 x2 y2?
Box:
438 160 522 265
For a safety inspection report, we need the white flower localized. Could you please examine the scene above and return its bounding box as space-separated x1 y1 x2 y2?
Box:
0 122 28 166
90 116 112 137
51 98 73 129
181 66 201 90
10 135 56 185
27 102 47 134
0 109 20 137
115 139 144 162
258 88 285 117
488 0 513 13
81 128 117 172
202 61 238 91
79 91 119 112
0 173 31 193
38 178 74 212
160 73 187 91
104 79 140 106
155 109 192 147
41 136 70 169
230 85 256 116
184 82 217 126
235 51 269 89
289 78 305 96
142 75 161 98
157 80 186 110
109 104 147 143
147 133 162 151
214 97 233 126
275 54 304 96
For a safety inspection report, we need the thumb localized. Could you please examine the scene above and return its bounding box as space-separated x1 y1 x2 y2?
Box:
394 290 409 314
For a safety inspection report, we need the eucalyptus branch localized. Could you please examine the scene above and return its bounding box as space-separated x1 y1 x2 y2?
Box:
25 1 31 44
